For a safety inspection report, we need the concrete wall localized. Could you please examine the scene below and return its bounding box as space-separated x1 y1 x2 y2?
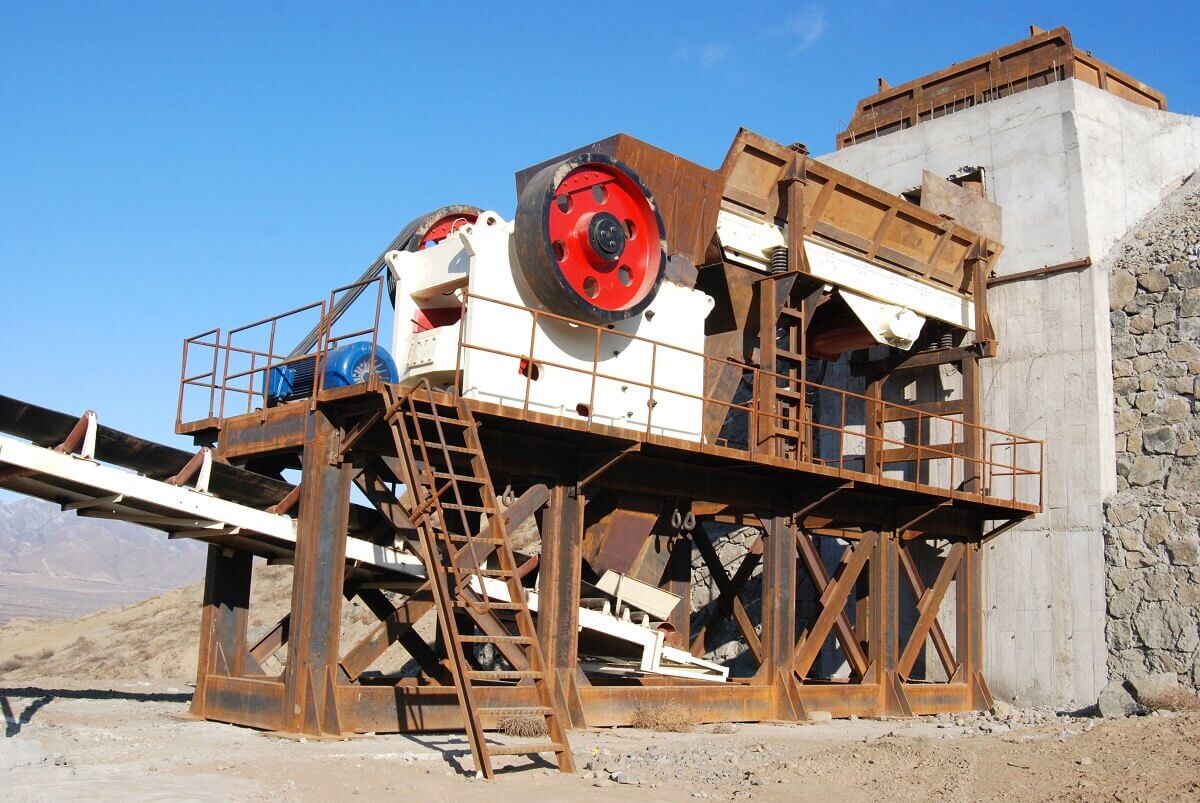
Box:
817 79 1200 707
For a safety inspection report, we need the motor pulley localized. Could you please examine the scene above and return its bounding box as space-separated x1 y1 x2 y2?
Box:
515 154 667 324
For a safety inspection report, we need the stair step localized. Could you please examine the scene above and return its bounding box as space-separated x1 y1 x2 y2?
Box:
411 443 476 455
428 472 485 486
447 567 516 579
453 600 526 610
480 706 553 716
485 742 565 756
410 412 469 426
445 535 504 544
459 635 533 644
410 397 462 411
439 504 490 513
468 670 543 681
775 348 804 362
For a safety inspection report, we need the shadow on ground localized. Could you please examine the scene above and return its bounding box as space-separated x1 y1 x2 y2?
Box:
0 686 191 737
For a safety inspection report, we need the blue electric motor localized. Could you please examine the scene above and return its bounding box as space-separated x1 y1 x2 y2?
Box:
266 342 398 406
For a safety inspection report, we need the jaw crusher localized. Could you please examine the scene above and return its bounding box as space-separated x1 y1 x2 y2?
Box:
0 126 1038 779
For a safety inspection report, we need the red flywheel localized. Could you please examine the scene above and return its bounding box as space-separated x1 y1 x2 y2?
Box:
515 155 666 324
386 204 481 305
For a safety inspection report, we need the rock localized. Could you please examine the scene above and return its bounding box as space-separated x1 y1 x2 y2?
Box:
1113 335 1138 358
1115 409 1141 433
1145 513 1174 545
1129 313 1154 335
1137 332 1168 354
1126 672 1179 704
1106 502 1141 525
1182 288 1200 317
1128 456 1166 486
1077 756 1094 766
1160 397 1191 423
1139 271 1170 293
1143 426 1179 454
1097 680 1138 718
1111 271 1137 310
991 700 1015 720
1166 538 1200 566
807 711 833 723
1134 604 1180 647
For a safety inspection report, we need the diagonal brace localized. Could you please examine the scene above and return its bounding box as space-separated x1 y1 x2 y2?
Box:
794 529 870 677
896 542 962 679
691 528 763 664
792 531 877 679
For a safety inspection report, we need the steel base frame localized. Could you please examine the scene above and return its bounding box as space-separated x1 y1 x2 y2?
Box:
186 392 1005 738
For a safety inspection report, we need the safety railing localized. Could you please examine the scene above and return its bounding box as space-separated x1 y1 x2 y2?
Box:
176 276 389 429
454 292 1043 508
177 282 1043 508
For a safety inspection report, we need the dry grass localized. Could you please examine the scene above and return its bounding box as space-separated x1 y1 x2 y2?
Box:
35 648 53 660
710 722 737 735
631 701 693 733
1141 688 1200 712
497 713 548 738
0 655 25 673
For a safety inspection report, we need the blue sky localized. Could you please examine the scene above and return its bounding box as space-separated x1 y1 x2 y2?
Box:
2 1 1198 450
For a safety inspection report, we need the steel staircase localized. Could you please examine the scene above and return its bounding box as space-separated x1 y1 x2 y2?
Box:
381 380 574 780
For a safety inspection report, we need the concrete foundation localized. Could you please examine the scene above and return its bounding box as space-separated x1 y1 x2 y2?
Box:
818 79 1200 707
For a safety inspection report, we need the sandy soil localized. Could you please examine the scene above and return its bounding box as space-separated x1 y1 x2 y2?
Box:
0 566 433 682
0 574 159 625
2 678 1199 802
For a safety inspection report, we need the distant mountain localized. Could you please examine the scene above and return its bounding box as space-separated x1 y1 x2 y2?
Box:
0 497 206 590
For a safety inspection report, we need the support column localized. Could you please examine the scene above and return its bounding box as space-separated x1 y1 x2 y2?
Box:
956 541 992 709
757 515 800 718
282 410 351 735
662 534 692 649
961 354 982 493
758 516 796 676
864 375 885 478
537 483 585 725
190 545 253 718
869 530 912 716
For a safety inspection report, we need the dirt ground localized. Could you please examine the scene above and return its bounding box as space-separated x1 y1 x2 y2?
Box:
2 678 1198 802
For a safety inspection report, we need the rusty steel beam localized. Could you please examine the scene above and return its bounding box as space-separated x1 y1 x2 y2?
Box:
248 613 290 668
691 527 763 665
340 591 436 680
793 531 877 679
354 588 447 682
538 484 584 671
281 410 352 735
755 517 797 705
191 546 253 719
661 535 692 649
868 531 913 717
201 675 288 732
897 542 962 679
793 530 870 677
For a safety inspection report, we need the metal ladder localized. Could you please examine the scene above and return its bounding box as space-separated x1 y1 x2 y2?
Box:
382 380 574 780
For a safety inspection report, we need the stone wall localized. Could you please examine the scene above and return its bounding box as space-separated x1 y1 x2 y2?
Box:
1104 172 1200 689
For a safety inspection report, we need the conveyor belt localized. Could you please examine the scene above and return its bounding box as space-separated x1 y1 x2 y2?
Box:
0 409 422 577
0 394 385 533
0 394 291 509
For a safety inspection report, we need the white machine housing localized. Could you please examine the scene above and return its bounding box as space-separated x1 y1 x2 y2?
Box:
386 212 714 442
